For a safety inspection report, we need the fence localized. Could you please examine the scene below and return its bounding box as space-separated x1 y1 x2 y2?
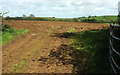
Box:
109 23 120 74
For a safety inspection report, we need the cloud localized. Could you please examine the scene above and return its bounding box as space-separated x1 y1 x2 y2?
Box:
0 0 119 18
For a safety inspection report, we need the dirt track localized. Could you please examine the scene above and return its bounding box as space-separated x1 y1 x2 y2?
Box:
2 20 109 73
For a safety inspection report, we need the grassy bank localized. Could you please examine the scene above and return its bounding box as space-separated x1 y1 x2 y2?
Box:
1 24 29 45
69 29 110 73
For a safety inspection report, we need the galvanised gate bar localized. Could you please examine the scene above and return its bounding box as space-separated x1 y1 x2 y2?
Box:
109 23 120 74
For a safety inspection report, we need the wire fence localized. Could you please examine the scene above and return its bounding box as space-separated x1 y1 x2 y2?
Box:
109 23 120 75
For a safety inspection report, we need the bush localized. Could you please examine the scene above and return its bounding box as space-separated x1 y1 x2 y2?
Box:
81 18 97 23
2 24 14 32
14 17 23 20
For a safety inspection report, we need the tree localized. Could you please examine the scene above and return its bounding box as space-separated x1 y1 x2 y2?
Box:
29 14 35 18
73 18 78 22
23 14 27 18
52 17 55 21
88 15 91 18
52 17 55 18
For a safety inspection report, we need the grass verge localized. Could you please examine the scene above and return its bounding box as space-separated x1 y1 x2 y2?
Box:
1 24 29 45
69 29 110 73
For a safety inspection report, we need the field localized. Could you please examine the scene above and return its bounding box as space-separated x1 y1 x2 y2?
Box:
78 15 118 23
2 20 110 73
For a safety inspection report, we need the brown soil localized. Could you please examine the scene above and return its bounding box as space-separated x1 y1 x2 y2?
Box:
2 20 109 73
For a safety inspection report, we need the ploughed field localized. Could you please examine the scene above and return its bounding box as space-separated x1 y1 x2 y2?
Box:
2 20 109 73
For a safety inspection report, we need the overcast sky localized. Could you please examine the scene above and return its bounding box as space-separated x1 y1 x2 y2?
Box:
0 0 119 18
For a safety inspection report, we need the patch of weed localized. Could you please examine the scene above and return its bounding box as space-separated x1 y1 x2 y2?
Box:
8 60 27 73
47 29 52 36
67 28 76 33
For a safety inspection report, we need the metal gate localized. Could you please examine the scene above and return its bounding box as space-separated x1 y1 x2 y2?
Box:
109 23 120 74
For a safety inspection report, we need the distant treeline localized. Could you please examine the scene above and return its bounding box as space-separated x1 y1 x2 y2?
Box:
4 15 118 23
4 16 79 22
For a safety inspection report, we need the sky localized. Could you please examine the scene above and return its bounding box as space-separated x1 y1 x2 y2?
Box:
0 0 120 18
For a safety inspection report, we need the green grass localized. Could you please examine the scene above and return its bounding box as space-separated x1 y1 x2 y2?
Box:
94 16 117 21
78 15 118 23
69 29 110 73
103 23 110 25
1 24 29 45
2 29 29 44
